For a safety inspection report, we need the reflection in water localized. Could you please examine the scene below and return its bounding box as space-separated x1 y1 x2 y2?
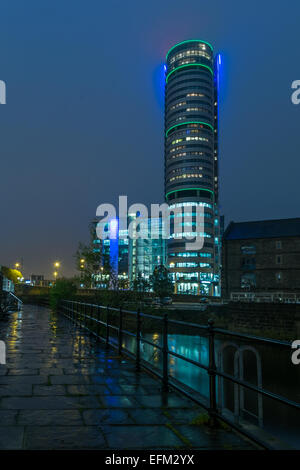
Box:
8 311 23 348
121 331 300 449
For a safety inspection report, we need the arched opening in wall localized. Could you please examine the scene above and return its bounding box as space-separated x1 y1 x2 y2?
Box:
218 343 238 415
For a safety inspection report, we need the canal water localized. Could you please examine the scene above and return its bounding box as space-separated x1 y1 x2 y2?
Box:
117 331 300 449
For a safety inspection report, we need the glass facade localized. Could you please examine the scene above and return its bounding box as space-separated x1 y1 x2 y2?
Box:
128 216 167 283
92 218 129 289
92 216 166 289
165 40 220 296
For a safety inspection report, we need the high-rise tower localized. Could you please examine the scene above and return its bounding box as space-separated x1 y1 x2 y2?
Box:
164 40 220 295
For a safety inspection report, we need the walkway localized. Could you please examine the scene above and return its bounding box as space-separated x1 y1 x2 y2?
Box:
0 305 254 450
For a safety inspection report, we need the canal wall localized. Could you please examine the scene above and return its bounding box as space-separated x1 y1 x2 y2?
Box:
207 302 300 341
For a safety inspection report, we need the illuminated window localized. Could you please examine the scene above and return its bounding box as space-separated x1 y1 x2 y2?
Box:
169 202 213 209
169 173 209 182
241 273 256 289
241 245 256 255
187 92 205 97
169 101 186 111
169 252 212 258
186 136 209 142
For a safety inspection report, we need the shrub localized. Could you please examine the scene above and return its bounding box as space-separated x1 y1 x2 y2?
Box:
49 278 77 311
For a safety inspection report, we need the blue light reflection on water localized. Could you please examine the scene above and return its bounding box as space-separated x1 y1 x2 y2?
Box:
121 333 213 400
118 331 300 449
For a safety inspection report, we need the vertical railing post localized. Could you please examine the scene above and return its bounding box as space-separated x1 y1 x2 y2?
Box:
162 312 169 392
76 302 79 325
118 306 123 355
89 304 93 333
208 318 217 425
136 308 141 371
105 305 110 349
84 303 87 328
80 302 83 327
97 305 101 339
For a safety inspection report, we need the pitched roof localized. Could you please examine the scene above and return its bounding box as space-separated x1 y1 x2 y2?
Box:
223 218 300 240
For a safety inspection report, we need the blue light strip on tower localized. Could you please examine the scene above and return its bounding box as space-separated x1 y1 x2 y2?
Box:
109 218 119 283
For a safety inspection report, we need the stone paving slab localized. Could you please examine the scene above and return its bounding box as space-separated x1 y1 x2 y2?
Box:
0 426 24 450
18 409 84 426
0 305 255 450
24 425 107 449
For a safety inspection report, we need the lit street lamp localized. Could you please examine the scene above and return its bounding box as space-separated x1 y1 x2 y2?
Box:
53 261 61 280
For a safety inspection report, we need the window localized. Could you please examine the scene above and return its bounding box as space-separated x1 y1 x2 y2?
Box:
276 241 282 250
241 245 256 255
242 257 256 269
241 273 256 289
276 272 282 282
276 255 282 265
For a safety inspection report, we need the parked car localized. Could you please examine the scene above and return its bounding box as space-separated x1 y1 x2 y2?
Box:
200 297 209 303
161 296 173 305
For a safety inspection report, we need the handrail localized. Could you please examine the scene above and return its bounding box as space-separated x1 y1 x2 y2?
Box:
9 292 23 305
58 299 298 450
214 327 291 347
61 299 292 347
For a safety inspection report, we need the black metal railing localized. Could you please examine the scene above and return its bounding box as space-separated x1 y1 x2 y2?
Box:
0 291 23 316
59 299 299 450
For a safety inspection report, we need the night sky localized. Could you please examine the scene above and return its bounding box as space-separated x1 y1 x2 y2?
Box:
1 0 299 278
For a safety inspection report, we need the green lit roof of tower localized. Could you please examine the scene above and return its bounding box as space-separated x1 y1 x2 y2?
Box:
166 39 214 60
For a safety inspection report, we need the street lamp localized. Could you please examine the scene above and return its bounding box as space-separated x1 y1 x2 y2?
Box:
15 262 20 269
53 261 61 279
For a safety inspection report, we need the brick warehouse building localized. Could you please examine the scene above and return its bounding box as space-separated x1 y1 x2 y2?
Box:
222 218 300 302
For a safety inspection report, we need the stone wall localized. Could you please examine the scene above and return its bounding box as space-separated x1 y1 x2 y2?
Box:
208 302 300 341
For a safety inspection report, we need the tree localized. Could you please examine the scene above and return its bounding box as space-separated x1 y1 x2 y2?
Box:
1 266 23 284
150 265 173 300
75 223 102 288
101 251 118 290
50 278 77 310
132 272 150 293
75 223 120 290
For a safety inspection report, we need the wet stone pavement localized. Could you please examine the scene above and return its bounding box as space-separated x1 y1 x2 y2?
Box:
0 305 255 450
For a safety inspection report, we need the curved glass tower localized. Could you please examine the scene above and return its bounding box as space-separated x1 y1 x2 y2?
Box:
165 40 220 296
